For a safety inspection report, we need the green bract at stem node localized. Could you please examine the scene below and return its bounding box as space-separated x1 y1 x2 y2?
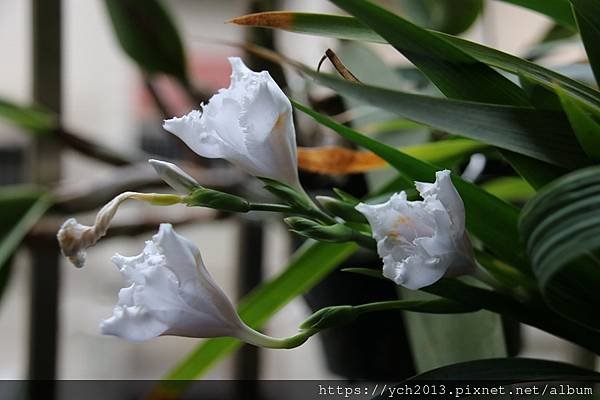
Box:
258 177 337 224
183 187 251 213
316 195 368 224
284 216 376 250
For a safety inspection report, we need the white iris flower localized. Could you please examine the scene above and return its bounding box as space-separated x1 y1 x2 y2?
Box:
356 170 475 290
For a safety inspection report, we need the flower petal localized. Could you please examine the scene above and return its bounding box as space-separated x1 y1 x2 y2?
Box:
163 57 301 189
382 253 446 290
101 306 170 342
357 171 473 290
415 170 465 232
101 224 245 341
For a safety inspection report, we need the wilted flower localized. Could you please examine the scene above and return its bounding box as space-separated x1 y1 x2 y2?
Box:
101 224 310 348
356 170 475 290
163 57 301 190
57 192 183 268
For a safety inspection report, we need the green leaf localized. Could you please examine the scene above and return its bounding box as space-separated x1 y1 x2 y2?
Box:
159 241 357 386
519 166 600 331
439 33 600 111
328 0 578 187
0 187 52 302
401 289 506 372
0 99 57 133
538 23 578 44
495 0 576 29
403 139 487 166
570 0 600 85
427 278 600 352
481 177 535 202
104 0 188 82
427 0 484 35
293 101 529 272
232 8 587 185
556 87 600 161
341 267 386 280
405 357 600 381
330 0 530 106
395 0 484 35
301 73 586 170
230 12 600 110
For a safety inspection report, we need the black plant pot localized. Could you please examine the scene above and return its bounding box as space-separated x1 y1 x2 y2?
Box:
301 245 417 380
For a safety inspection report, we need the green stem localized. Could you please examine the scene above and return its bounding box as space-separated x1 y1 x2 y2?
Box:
472 266 506 292
236 325 315 349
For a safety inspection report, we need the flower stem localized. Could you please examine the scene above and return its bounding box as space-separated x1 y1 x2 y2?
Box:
236 325 316 349
471 265 507 292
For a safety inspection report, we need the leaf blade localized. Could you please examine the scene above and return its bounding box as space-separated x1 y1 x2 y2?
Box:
230 12 600 110
104 0 188 82
519 166 600 331
570 0 600 85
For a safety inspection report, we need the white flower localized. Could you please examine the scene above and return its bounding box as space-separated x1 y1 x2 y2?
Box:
163 57 301 189
101 224 248 341
100 223 306 348
356 170 475 290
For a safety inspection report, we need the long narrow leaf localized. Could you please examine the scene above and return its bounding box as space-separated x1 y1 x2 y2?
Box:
570 0 600 85
229 12 600 110
104 0 188 82
300 72 586 169
330 0 530 106
556 87 600 161
0 188 52 302
0 99 56 134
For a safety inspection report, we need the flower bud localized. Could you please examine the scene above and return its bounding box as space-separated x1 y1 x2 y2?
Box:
316 195 367 224
184 187 250 213
284 217 355 242
149 159 199 193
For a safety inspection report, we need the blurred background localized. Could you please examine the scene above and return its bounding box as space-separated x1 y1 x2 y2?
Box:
0 0 594 381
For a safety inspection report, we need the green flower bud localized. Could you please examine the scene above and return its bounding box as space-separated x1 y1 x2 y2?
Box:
284 217 356 242
184 188 250 213
316 196 367 224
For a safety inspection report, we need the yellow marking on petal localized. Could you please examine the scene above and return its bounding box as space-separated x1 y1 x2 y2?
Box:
273 111 289 134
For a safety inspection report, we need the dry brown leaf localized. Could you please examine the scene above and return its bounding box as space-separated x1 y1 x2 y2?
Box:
297 146 386 174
